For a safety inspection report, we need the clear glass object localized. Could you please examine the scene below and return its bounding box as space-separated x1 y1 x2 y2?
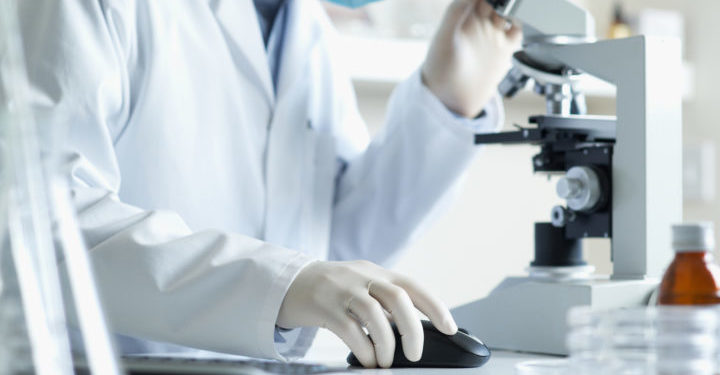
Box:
0 3 74 373
566 306 718 375
0 247 33 375
519 306 719 375
0 1 121 374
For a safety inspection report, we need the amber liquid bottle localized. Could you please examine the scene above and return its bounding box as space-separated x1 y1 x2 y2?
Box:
658 223 720 305
607 2 632 39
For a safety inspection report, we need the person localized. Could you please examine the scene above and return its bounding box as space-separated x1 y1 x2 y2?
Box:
16 0 519 369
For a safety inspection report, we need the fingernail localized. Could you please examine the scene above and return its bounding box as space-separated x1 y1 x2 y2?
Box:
446 318 458 334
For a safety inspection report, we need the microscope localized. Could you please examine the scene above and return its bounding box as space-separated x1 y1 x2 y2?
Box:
452 0 682 354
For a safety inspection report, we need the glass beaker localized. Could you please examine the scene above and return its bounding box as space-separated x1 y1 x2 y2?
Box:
566 306 718 375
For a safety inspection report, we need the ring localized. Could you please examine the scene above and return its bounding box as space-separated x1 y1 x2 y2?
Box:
345 295 355 314
366 279 374 292
345 297 365 326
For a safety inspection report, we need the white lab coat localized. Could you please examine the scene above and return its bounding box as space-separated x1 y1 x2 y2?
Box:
17 0 502 361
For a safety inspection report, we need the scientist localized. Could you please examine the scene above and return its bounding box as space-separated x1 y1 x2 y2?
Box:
18 0 519 369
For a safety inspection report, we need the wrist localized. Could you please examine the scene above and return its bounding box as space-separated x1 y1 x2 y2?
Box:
421 65 491 119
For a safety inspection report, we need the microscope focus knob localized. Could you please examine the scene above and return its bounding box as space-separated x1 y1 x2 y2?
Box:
556 178 583 199
551 205 576 228
556 166 602 212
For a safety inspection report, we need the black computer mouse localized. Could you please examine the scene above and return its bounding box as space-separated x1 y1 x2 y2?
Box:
346 320 491 368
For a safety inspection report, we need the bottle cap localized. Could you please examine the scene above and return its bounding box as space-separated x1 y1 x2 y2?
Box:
672 222 715 252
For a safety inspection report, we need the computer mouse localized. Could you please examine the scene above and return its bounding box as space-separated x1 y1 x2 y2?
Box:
346 320 491 368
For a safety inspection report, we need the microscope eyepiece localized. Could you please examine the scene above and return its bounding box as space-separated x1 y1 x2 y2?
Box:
486 0 514 14
486 0 510 7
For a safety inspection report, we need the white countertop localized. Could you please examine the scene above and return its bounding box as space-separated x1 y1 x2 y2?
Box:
303 329 554 374
345 351 551 375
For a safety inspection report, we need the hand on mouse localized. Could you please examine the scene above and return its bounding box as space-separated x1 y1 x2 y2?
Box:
277 260 458 368
423 0 521 118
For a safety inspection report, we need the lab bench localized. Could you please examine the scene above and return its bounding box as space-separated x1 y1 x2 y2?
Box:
333 351 549 374
304 331 551 374
104 350 548 375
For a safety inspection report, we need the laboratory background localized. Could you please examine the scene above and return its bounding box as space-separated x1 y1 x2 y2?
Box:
2 0 719 373
312 0 716 357
327 0 705 304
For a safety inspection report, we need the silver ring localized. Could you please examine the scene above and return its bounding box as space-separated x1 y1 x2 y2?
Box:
345 295 355 315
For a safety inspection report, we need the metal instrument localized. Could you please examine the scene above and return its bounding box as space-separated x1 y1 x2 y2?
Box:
453 0 683 354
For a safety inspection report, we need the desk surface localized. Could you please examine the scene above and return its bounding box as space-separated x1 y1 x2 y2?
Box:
304 330 553 374
345 351 550 374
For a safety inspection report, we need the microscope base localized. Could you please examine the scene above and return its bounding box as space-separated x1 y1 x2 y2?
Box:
451 276 658 355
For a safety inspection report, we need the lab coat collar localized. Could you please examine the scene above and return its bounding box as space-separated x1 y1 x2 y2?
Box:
276 0 321 100
211 0 275 104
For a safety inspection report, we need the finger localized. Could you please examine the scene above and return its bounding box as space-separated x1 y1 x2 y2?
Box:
393 278 458 336
349 295 396 368
443 0 478 29
369 281 424 362
383 309 393 321
492 12 506 30
475 0 495 19
330 318 377 368
506 21 522 41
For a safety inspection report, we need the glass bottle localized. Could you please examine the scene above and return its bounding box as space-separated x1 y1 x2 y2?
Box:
607 2 632 39
658 223 720 306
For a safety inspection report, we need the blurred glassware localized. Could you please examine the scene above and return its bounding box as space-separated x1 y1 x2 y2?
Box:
0 1 75 372
0 0 121 374
607 2 633 39
0 246 33 375
520 306 719 375
566 306 718 375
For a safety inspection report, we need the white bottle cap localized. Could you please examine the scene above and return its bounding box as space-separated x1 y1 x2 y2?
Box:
672 222 715 252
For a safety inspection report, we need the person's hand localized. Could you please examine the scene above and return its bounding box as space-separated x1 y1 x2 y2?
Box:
422 0 522 118
277 260 458 368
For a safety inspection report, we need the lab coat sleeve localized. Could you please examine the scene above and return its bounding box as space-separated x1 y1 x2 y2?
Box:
329 70 504 265
17 0 313 360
